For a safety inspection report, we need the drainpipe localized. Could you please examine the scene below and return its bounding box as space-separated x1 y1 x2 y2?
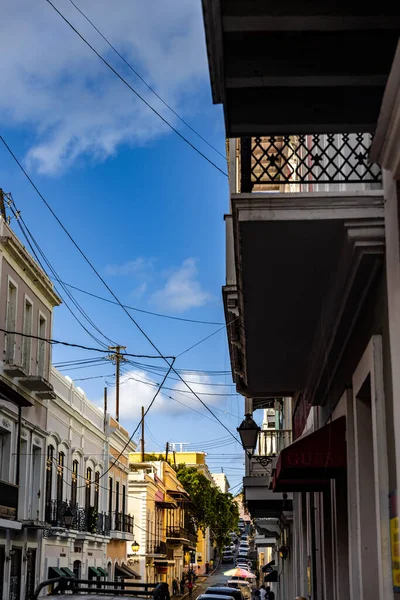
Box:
16 406 22 518
310 493 318 600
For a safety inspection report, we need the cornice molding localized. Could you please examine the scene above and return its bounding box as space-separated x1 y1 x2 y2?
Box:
370 41 400 179
0 233 61 306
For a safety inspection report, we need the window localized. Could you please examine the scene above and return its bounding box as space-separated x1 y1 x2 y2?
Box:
115 481 120 513
22 298 33 372
56 452 64 503
85 467 92 511
71 460 78 506
0 431 11 482
45 446 54 515
108 478 113 515
94 472 100 512
37 314 46 377
5 280 17 363
122 484 126 516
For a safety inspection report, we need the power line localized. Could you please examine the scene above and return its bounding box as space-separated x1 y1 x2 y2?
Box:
112 372 239 397
49 278 225 326
67 0 226 162
44 0 228 178
176 319 238 358
7 199 113 349
92 358 175 485
0 136 240 452
0 328 174 359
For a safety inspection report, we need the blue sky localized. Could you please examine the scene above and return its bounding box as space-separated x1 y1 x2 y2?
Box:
0 0 246 490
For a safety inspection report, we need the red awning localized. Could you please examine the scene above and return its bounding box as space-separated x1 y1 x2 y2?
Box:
273 416 346 492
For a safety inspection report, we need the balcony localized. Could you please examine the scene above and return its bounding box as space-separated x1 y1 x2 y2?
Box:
166 526 197 547
0 480 18 520
243 429 293 519
246 429 292 478
110 511 135 540
202 1 400 135
224 135 384 406
44 500 110 536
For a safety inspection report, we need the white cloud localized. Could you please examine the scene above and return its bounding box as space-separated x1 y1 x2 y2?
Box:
105 369 229 422
151 258 211 313
105 257 154 276
0 0 209 174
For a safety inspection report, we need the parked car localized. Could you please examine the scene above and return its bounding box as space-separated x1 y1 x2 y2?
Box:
237 553 249 561
236 564 252 572
205 587 245 600
226 581 252 600
198 595 234 600
222 551 234 563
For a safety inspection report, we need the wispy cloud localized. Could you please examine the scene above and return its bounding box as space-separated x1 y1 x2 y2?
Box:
105 257 154 277
0 0 209 174
150 258 211 313
104 369 229 422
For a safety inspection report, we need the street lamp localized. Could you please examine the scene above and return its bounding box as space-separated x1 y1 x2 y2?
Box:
237 414 260 452
64 505 74 529
131 540 140 553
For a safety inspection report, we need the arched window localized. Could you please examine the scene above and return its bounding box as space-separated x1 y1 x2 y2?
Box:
56 451 64 503
85 467 92 511
94 472 100 512
71 460 78 506
45 445 54 505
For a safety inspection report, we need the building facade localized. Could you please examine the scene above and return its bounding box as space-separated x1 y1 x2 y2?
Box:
106 415 136 580
127 455 196 587
42 370 136 592
173 451 214 574
211 472 230 494
0 211 61 600
202 4 400 600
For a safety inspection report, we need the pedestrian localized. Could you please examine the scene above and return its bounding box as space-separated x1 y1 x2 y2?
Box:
259 585 266 600
187 579 193 599
265 586 275 600
172 579 179 596
205 561 210 575
154 582 170 600
253 588 261 600
180 578 185 595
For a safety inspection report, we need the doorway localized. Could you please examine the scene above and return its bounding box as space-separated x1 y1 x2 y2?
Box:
25 548 37 600
9 547 22 600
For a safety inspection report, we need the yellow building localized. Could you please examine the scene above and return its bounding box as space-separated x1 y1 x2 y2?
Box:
172 452 215 575
128 454 196 587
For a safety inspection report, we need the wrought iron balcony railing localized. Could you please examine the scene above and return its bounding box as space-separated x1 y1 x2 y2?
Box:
166 526 197 546
112 510 134 533
239 134 381 192
45 500 110 535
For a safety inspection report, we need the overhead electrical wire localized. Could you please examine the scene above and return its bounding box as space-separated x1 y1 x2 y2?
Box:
0 328 173 359
44 0 228 178
67 0 226 161
49 279 225 326
7 201 114 349
81 359 175 487
113 371 239 397
0 137 244 458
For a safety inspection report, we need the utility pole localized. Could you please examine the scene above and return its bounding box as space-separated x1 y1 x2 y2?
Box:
141 406 145 461
103 387 107 432
108 345 126 422
165 442 169 462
